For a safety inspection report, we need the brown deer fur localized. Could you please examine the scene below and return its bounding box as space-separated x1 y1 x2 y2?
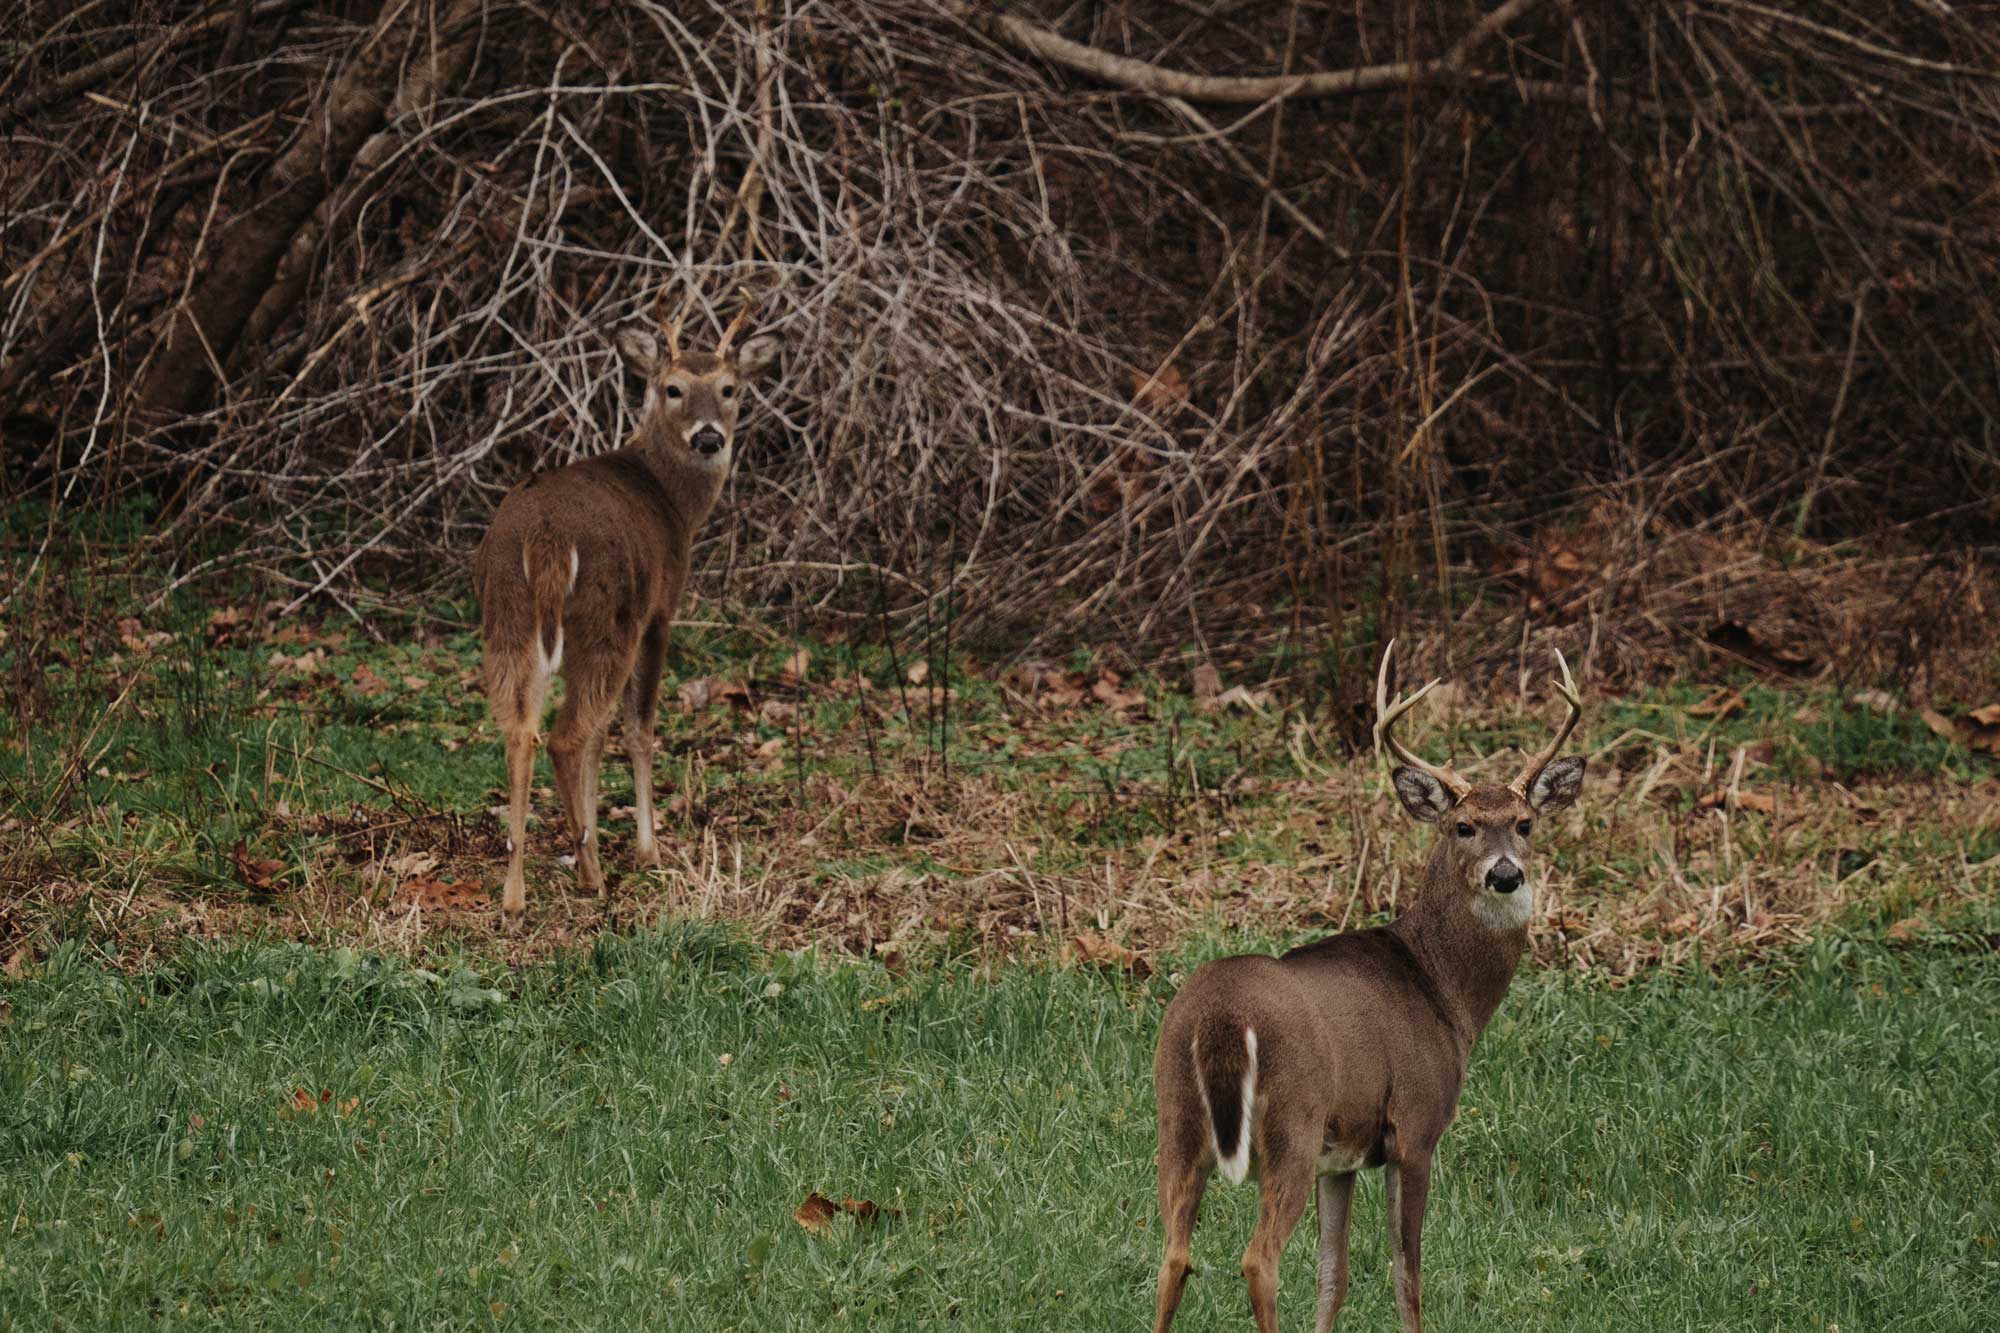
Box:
1150 646 1585 1333
474 302 778 917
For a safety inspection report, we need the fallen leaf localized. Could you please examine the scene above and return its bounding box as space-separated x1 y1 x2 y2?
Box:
1687 687 1745 719
905 660 930 686
1190 664 1222 707
401 675 429 692
838 1196 898 1225
779 649 811 685
1205 684 1271 715
794 1192 838 1235
1696 790 1777 814
116 617 174 652
794 1190 897 1235
230 841 288 893
679 677 750 712
268 647 327 677
1091 670 1147 714
1970 704 2000 727
1885 916 1926 942
1920 708 1959 741
1705 620 1815 675
1848 689 1898 715
383 850 439 881
1064 932 1151 977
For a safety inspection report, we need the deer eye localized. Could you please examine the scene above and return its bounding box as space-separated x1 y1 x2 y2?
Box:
1516 819 1533 837
664 384 683 400
1454 822 1475 839
720 383 736 399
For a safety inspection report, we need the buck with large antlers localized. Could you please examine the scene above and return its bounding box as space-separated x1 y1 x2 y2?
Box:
1150 642 1586 1333
474 291 779 918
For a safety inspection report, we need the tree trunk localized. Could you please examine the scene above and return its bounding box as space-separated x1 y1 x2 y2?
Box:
234 0 488 363
133 2 426 419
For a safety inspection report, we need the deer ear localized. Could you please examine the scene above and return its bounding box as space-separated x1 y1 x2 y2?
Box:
1392 766 1453 823
614 325 660 376
1527 756 1585 814
735 333 781 376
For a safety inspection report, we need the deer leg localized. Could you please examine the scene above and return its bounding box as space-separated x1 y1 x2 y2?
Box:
1313 1171 1357 1333
485 654 552 922
1242 1148 1313 1333
1153 1101 1213 1333
1384 1156 1433 1333
623 619 668 869
549 682 617 900
499 725 538 919
570 718 612 901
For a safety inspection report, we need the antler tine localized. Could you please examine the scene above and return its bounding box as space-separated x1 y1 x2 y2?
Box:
653 287 689 361
1373 639 1470 800
715 288 759 357
1508 648 1584 797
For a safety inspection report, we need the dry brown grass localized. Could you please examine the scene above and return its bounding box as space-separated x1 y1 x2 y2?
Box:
9 669 1996 980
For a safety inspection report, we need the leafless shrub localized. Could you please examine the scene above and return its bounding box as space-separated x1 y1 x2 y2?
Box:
4 1 1999 720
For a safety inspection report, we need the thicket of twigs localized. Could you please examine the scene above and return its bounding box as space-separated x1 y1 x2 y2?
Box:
5 1 1999 721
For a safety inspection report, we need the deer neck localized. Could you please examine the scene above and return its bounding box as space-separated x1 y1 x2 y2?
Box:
1389 840 1529 1050
628 416 730 533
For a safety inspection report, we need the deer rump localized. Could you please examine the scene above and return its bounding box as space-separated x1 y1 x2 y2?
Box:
1163 931 1459 1185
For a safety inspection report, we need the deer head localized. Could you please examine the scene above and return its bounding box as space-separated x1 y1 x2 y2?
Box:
614 290 782 469
1375 640 1585 929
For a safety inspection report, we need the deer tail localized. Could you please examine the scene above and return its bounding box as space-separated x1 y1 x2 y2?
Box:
1194 1018 1257 1185
520 521 575 676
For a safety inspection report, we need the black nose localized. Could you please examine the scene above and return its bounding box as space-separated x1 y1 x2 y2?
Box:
1486 862 1524 894
690 426 725 455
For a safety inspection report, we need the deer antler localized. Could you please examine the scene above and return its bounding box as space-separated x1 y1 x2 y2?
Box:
1508 648 1583 798
715 288 759 357
1374 639 1470 801
653 287 690 362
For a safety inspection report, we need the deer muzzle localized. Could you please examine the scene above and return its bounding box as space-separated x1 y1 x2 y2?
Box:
1485 860 1524 894
690 425 726 455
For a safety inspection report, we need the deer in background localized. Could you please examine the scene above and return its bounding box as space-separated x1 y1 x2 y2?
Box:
474 292 780 919
1150 642 1586 1333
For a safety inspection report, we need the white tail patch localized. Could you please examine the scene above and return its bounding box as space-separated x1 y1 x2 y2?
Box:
534 626 564 677
1215 1026 1257 1185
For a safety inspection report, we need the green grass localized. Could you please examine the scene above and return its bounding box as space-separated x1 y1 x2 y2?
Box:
3 931 1996 1330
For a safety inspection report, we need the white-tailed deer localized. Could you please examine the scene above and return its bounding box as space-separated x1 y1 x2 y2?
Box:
1150 642 1586 1333
474 291 780 918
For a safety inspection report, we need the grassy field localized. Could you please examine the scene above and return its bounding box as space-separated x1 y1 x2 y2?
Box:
2 928 1997 1329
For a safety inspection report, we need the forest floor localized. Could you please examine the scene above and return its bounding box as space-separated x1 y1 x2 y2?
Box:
4 526 2000 977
